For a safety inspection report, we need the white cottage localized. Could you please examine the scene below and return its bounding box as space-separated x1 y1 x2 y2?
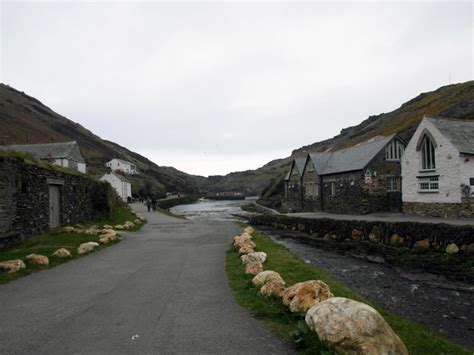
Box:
402 116 474 218
106 158 138 175
100 172 132 202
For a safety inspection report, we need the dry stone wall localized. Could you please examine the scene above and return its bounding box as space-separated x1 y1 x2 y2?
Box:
0 156 117 248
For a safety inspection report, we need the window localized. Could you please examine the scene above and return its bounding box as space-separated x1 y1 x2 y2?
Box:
420 135 436 171
470 178 474 186
418 176 439 192
386 140 405 161
305 182 320 197
386 177 400 191
330 182 336 196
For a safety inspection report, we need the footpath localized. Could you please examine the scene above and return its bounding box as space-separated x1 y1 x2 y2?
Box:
0 203 293 354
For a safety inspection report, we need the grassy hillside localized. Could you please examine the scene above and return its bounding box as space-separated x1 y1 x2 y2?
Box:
0 84 202 197
258 81 474 209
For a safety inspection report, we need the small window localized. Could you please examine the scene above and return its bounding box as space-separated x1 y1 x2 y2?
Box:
330 182 336 196
470 178 474 186
418 176 439 192
386 177 400 191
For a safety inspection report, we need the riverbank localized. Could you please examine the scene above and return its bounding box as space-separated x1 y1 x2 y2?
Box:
255 225 474 349
226 227 472 353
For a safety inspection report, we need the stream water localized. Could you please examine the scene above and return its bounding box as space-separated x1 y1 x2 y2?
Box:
169 197 257 222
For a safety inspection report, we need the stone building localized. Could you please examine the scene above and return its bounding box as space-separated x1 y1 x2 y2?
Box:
285 134 406 214
283 158 306 212
106 158 138 175
402 116 474 218
0 154 116 248
0 141 87 173
100 172 132 202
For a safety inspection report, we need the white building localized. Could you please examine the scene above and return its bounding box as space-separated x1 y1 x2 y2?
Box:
402 116 474 218
100 172 132 202
0 141 87 173
106 158 138 174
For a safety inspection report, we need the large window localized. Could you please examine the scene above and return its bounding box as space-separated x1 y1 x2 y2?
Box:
418 176 439 192
420 135 436 171
386 140 405 161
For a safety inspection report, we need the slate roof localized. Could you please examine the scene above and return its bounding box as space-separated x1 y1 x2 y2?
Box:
308 134 396 175
1 141 85 163
427 116 474 155
284 158 306 181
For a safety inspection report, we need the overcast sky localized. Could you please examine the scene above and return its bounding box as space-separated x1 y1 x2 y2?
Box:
1 1 472 176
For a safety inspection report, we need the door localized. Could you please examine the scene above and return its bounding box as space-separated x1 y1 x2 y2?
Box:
49 185 61 228
387 192 402 212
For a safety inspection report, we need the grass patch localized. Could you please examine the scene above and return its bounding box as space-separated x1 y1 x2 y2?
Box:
226 229 471 354
0 205 144 284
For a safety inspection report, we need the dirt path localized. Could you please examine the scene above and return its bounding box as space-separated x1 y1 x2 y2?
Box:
257 226 474 349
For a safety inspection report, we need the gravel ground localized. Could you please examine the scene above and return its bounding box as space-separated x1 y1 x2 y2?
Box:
257 226 474 349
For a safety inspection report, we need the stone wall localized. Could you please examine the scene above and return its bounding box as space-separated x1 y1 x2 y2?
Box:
403 197 474 218
249 214 474 255
0 156 118 248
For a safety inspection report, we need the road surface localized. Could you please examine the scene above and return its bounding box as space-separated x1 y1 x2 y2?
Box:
0 203 293 354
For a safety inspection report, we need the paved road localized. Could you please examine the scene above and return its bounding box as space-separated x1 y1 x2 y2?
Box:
0 204 293 354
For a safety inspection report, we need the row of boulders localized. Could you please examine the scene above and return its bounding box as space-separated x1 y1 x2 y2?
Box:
0 210 145 275
234 226 408 355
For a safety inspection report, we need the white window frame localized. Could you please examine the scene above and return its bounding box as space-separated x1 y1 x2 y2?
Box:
386 176 400 191
386 140 405 161
420 135 436 171
330 181 336 196
418 176 439 192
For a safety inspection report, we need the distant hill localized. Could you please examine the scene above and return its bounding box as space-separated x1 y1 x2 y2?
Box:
0 84 203 197
2 81 472 201
257 81 474 208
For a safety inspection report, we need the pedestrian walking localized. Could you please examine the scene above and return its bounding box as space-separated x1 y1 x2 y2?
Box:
146 197 152 212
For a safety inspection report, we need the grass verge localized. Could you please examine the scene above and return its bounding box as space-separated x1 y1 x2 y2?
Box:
225 229 471 354
0 205 145 284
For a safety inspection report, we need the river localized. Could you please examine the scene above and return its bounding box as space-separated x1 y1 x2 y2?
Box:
169 197 257 222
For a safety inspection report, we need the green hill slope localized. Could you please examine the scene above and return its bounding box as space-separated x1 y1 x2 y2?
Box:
0 83 202 197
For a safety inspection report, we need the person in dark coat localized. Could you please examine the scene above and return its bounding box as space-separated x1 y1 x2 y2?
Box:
151 196 157 211
146 197 152 212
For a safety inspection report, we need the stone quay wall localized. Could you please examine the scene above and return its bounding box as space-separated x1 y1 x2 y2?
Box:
403 198 474 219
0 156 118 249
249 214 474 255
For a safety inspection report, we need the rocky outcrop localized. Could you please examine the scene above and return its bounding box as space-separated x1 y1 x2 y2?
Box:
283 280 332 313
0 259 26 273
241 252 267 264
260 280 286 297
245 262 263 275
52 248 72 258
252 270 285 287
25 254 49 266
305 297 408 355
63 226 75 233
